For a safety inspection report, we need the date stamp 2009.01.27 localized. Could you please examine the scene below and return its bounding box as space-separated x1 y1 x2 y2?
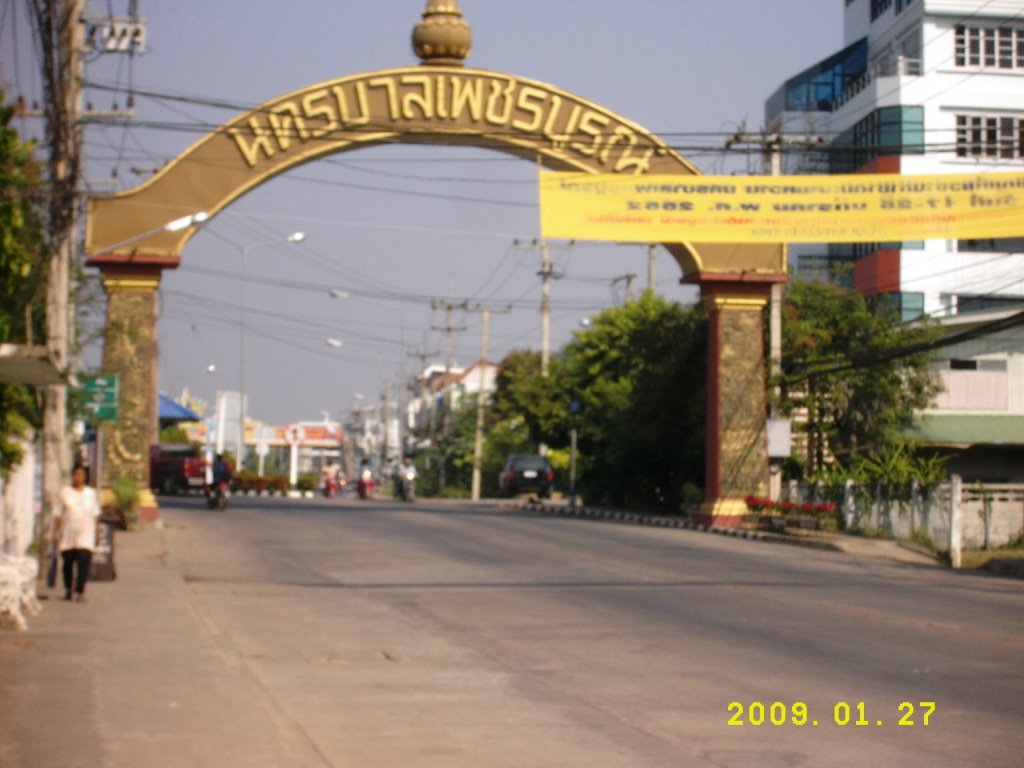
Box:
727 701 936 728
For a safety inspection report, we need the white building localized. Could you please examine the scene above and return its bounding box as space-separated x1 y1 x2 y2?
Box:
406 361 499 446
909 308 1024 481
767 0 1024 319
767 1 1024 479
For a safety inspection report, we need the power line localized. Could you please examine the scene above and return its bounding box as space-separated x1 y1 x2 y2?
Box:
786 309 1024 383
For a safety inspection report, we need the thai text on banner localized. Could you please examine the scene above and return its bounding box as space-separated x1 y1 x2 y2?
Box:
538 171 1024 244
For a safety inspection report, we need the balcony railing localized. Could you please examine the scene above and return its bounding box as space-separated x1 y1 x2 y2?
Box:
832 56 922 110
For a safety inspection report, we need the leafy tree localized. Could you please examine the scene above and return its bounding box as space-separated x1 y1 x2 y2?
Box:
780 280 941 475
489 350 572 448
562 293 706 510
0 92 47 477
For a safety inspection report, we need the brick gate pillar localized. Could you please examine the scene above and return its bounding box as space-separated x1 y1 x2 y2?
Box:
697 277 782 527
94 265 164 521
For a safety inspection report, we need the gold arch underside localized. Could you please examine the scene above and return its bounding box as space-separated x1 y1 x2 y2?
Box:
85 66 783 277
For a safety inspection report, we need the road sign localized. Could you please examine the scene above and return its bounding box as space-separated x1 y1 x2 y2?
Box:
284 423 306 446
82 374 119 421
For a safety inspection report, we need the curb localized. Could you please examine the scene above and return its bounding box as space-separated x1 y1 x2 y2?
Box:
518 501 843 551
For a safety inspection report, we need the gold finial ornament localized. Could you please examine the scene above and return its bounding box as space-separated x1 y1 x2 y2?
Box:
412 0 472 66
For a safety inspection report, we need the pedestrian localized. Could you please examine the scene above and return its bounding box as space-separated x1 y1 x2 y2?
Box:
53 464 101 603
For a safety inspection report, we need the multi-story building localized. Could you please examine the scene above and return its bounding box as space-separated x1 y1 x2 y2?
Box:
767 0 1024 320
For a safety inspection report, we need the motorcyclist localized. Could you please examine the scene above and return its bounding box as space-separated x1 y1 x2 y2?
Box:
206 453 232 509
212 454 232 486
396 456 417 501
357 458 375 499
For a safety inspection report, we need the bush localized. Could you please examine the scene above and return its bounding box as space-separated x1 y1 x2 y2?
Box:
744 495 836 517
230 471 289 494
111 475 140 522
296 472 318 493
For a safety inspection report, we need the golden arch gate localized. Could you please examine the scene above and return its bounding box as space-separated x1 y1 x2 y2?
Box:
86 42 784 525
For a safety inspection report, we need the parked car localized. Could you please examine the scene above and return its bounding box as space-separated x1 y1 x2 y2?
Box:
150 443 207 496
499 454 554 498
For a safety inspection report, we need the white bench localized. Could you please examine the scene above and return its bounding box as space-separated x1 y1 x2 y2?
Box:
0 554 42 631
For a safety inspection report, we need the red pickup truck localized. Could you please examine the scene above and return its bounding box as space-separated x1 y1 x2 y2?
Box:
150 444 207 495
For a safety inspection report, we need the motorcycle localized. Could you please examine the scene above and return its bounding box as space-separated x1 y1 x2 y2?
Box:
205 481 229 511
357 467 375 499
396 467 417 502
323 477 339 498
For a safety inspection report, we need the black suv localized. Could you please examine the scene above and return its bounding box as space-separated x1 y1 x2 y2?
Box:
499 454 554 498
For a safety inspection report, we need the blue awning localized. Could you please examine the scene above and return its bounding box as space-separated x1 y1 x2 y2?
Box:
159 393 200 422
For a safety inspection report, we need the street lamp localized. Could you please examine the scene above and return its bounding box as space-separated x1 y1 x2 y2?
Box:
226 231 305 467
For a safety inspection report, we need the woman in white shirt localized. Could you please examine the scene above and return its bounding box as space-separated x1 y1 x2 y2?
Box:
53 464 101 602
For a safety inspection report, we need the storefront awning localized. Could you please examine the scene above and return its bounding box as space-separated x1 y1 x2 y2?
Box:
0 344 64 385
159 393 200 423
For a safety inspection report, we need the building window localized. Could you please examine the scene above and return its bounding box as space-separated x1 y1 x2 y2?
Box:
958 237 1024 253
871 0 893 22
956 114 1023 158
830 106 924 172
956 294 1024 313
895 0 914 15
955 25 1024 68
765 39 868 120
875 291 925 322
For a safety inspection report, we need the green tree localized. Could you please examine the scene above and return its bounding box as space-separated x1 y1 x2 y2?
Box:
780 280 941 475
0 92 48 477
562 293 706 510
489 350 572 448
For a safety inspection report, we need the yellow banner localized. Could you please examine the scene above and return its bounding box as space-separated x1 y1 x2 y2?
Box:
538 171 1024 244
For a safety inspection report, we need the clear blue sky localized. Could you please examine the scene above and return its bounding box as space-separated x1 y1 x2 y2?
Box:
2 1 844 425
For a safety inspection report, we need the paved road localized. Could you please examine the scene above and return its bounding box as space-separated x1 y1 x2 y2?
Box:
5 494 1023 767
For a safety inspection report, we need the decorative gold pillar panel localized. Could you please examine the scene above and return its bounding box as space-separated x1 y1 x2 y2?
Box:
698 280 777 525
100 273 160 519
717 307 769 496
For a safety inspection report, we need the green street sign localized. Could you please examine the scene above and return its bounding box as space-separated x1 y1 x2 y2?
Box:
82 374 119 421
93 405 118 421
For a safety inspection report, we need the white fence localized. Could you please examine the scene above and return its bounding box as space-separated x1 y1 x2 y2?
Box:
783 477 1024 558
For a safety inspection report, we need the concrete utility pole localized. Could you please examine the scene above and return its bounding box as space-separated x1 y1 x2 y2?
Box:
465 304 511 500
611 273 637 304
725 129 823 500
408 334 439 439
647 244 657 293
513 239 572 377
379 379 390 470
38 0 86 557
431 300 467 491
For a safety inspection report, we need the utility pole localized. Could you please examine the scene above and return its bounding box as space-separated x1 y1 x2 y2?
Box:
37 0 86 561
431 300 467 491
465 303 512 500
379 379 390 470
407 335 439 432
611 273 637 304
647 244 657 293
513 239 572 377
725 130 822 499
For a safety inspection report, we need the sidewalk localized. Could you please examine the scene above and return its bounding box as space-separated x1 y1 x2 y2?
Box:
0 523 315 768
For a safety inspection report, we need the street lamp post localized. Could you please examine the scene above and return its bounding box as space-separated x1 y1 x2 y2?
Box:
225 231 305 469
